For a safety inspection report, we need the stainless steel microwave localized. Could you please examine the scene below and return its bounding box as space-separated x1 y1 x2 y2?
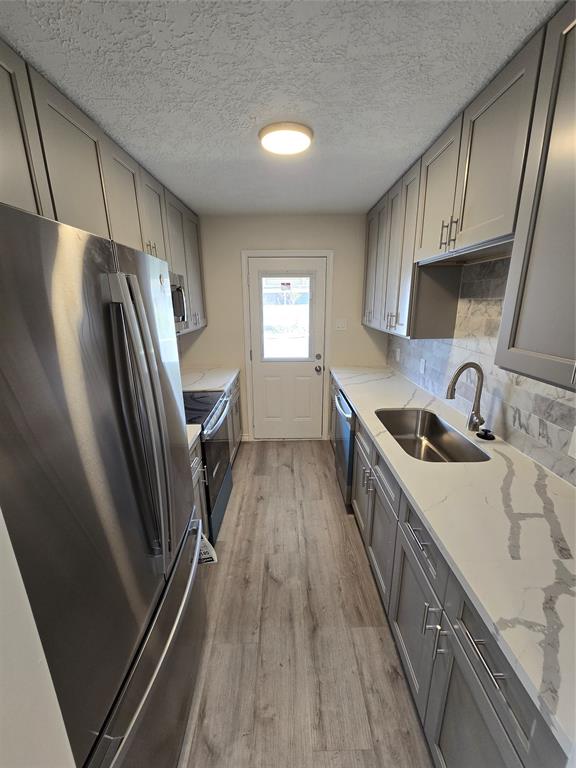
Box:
170 272 189 334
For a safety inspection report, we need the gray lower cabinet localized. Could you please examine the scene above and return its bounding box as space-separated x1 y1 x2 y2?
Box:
190 441 209 540
29 68 110 238
99 136 143 250
452 30 543 252
139 168 169 262
388 526 442 719
0 40 53 217
227 377 242 464
424 613 523 768
351 436 373 542
496 2 576 391
366 465 398 612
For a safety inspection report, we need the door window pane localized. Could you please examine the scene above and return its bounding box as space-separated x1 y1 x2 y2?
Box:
262 276 310 359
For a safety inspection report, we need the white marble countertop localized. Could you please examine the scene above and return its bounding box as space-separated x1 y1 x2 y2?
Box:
331 366 575 754
181 368 239 393
186 424 202 450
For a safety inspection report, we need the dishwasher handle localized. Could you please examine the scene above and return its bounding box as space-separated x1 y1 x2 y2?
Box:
334 391 353 422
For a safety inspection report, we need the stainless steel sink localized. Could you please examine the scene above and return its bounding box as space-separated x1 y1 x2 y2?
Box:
375 409 490 463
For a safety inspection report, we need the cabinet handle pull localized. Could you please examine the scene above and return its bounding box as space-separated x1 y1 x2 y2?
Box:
361 467 367 488
459 622 507 689
439 219 449 249
448 217 458 249
421 602 442 635
366 472 375 494
432 625 450 660
406 521 431 551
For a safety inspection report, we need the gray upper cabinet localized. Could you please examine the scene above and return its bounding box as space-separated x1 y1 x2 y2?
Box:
183 212 206 329
385 159 421 336
414 116 462 262
382 178 404 331
29 69 110 238
424 613 523 768
99 136 143 250
362 208 380 327
453 30 543 252
139 169 169 262
496 3 576 391
164 190 188 277
0 41 53 217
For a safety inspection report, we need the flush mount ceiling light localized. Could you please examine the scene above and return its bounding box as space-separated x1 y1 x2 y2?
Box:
259 122 313 155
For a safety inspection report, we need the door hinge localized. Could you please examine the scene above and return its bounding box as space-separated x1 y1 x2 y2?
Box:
249 349 252 361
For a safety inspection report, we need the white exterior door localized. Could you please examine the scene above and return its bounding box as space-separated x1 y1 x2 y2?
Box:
248 256 326 439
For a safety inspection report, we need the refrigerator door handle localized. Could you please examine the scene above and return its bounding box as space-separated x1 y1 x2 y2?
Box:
108 273 169 561
110 303 163 555
126 274 174 555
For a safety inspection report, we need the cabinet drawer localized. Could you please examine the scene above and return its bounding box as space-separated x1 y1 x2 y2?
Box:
355 420 373 460
444 576 567 768
399 499 449 603
373 450 401 513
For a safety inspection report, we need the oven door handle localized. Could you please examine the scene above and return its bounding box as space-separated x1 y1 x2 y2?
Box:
203 399 230 439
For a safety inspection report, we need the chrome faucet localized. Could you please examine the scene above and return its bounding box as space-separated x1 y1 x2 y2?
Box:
446 362 485 432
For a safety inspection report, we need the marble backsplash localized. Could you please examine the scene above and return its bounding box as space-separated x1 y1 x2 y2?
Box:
387 258 576 485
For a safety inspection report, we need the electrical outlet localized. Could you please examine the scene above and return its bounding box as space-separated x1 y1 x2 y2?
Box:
394 347 400 363
419 358 426 374
335 318 347 331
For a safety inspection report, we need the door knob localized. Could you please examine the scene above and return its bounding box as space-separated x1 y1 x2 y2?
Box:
315 353 322 360
314 365 322 374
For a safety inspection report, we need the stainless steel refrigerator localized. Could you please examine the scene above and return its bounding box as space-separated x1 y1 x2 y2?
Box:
0 204 206 767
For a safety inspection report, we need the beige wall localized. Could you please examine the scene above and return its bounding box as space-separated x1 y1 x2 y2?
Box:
178 214 388 433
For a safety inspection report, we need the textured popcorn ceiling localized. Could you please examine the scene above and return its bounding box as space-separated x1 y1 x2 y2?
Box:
0 1 559 214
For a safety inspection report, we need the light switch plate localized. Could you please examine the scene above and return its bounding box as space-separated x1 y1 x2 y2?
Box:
335 318 347 331
394 347 400 363
420 358 426 374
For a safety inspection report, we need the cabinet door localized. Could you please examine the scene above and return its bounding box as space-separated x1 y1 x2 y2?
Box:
388 527 441 719
0 41 53 217
99 136 143 250
29 69 109 237
139 169 169 262
424 615 523 768
382 178 404 331
362 209 379 326
164 191 188 278
231 391 242 462
373 196 389 330
414 116 462 262
367 470 398 613
393 160 421 335
183 212 207 329
496 3 576 391
351 438 373 543
454 31 543 251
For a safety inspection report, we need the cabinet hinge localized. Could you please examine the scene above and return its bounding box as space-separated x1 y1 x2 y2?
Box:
249 349 253 361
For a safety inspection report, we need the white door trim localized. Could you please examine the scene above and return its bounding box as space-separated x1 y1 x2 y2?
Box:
241 250 334 440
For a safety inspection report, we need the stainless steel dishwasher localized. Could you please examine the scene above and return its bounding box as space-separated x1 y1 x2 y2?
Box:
333 389 356 504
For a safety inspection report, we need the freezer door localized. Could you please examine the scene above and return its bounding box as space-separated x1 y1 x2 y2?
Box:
115 245 194 563
88 517 206 768
0 204 166 765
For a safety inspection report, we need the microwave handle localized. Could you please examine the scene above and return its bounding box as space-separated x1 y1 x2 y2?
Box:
178 285 188 324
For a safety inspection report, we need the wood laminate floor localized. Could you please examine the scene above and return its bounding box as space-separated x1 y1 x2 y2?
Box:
181 441 432 768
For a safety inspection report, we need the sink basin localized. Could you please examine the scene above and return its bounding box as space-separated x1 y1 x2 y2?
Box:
375 409 490 463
